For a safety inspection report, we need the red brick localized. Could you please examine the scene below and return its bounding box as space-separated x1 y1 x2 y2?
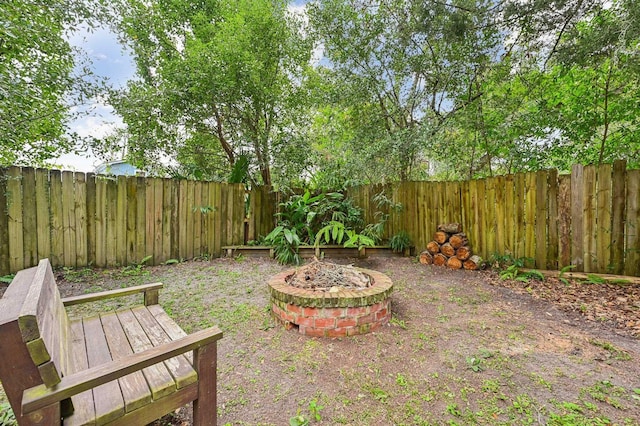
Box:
357 313 375 325
336 317 357 328
296 316 314 327
323 307 345 318
347 306 369 316
314 317 336 328
303 307 319 317
326 327 348 338
370 302 383 312
283 311 295 323
369 321 382 332
287 304 302 315
302 327 326 337
375 308 388 320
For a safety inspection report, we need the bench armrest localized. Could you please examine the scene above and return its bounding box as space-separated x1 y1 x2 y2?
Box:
22 326 223 414
61 283 164 306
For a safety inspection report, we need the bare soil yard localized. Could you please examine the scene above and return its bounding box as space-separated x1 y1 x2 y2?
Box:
2 256 639 425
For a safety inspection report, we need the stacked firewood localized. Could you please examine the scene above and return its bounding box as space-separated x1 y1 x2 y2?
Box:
419 223 483 270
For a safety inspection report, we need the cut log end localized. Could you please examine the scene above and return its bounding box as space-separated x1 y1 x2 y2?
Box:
446 256 463 269
437 223 462 234
433 231 449 244
419 251 433 265
463 255 483 270
433 253 447 267
440 243 455 257
455 246 472 261
449 233 469 249
426 241 440 255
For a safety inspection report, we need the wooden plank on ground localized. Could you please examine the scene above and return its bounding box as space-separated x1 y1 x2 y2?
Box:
35 169 51 262
547 169 559 270
100 312 152 412
596 164 612 273
571 164 584 271
624 170 640 276
126 177 137 264
61 171 76 268
74 173 87 268
583 165 597 272
21 167 37 268
50 170 64 268
116 176 127 266
524 172 536 267
94 176 107 268
86 173 96 266
610 160 626 275
82 315 125 423
558 175 572 268
0 168 9 275
535 170 548 269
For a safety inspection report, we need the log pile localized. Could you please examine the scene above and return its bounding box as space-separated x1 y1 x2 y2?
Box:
419 223 483 270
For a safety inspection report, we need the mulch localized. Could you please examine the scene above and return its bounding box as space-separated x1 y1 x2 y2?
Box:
486 271 640 338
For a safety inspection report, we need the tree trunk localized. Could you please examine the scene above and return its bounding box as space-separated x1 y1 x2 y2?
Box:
433 253 447 266
441 243 455 257
446 256 463 269
449 233 468 249
463 255 483 270
426 241 441 255
419 250 433 265
433 231 449 244
437 223 462 233
456 246 472 261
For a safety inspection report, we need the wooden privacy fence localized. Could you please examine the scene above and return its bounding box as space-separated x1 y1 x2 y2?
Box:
348 160 640 277
0 167 276 276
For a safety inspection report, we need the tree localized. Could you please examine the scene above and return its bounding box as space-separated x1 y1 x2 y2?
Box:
109 0 313 186
0 0 103 166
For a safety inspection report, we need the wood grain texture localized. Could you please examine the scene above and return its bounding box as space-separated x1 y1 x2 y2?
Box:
0 168 10 275
35 169 51 263
611 160 626 275
7 166 24 272
22 167 37 268
74 173 88 268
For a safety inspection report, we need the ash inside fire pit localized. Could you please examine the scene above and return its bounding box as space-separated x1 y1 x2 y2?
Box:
285 258 372 291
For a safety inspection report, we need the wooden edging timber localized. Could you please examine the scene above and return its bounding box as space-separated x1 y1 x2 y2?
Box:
520 268 640 285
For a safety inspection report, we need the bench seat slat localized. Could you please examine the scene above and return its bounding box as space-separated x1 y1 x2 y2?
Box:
147 304 192 364
65 320 96 426
100 312 152 412
83 315 125 424
131 306 197 389
115 309 176 400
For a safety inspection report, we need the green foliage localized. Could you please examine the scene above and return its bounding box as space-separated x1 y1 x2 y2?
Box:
0 274 15 284
121 255 153 277
559 265 577 285
289 399 323 425
265 225 301 265
389 231 412 253
0 403 16 426
583 274 607 285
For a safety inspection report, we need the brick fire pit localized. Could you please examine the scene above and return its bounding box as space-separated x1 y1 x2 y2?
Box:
268 268 393 337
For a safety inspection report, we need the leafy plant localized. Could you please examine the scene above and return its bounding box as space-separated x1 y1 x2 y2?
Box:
307 399 324 422
389 231 412 253
121 255 153 277
583 274 607 284
0 403 16 426
558 265 577 285
265 225 301 265
0 274 15 284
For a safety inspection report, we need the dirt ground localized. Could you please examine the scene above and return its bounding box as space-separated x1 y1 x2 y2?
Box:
1 256 640 425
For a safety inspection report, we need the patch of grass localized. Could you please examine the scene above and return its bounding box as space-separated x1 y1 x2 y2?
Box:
0 403 16 426
589 339 632 361
390 316 408 329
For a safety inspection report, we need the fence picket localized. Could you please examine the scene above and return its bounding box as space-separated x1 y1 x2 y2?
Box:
625 170 640 276
35 168 51 263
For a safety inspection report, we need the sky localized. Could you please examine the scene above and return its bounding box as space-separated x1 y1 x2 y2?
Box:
53 0 310 173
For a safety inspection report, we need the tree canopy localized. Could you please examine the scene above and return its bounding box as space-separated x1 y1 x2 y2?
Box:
3 0 640 186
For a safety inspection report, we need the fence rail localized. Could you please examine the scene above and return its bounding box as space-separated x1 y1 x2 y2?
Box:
2 161 639 277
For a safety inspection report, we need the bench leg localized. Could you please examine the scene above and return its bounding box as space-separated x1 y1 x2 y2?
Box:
193 342 218 426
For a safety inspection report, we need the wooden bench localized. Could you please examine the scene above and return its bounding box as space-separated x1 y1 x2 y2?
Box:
0 259 223 425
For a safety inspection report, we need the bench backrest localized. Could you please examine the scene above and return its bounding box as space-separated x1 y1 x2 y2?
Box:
0 259 70 421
